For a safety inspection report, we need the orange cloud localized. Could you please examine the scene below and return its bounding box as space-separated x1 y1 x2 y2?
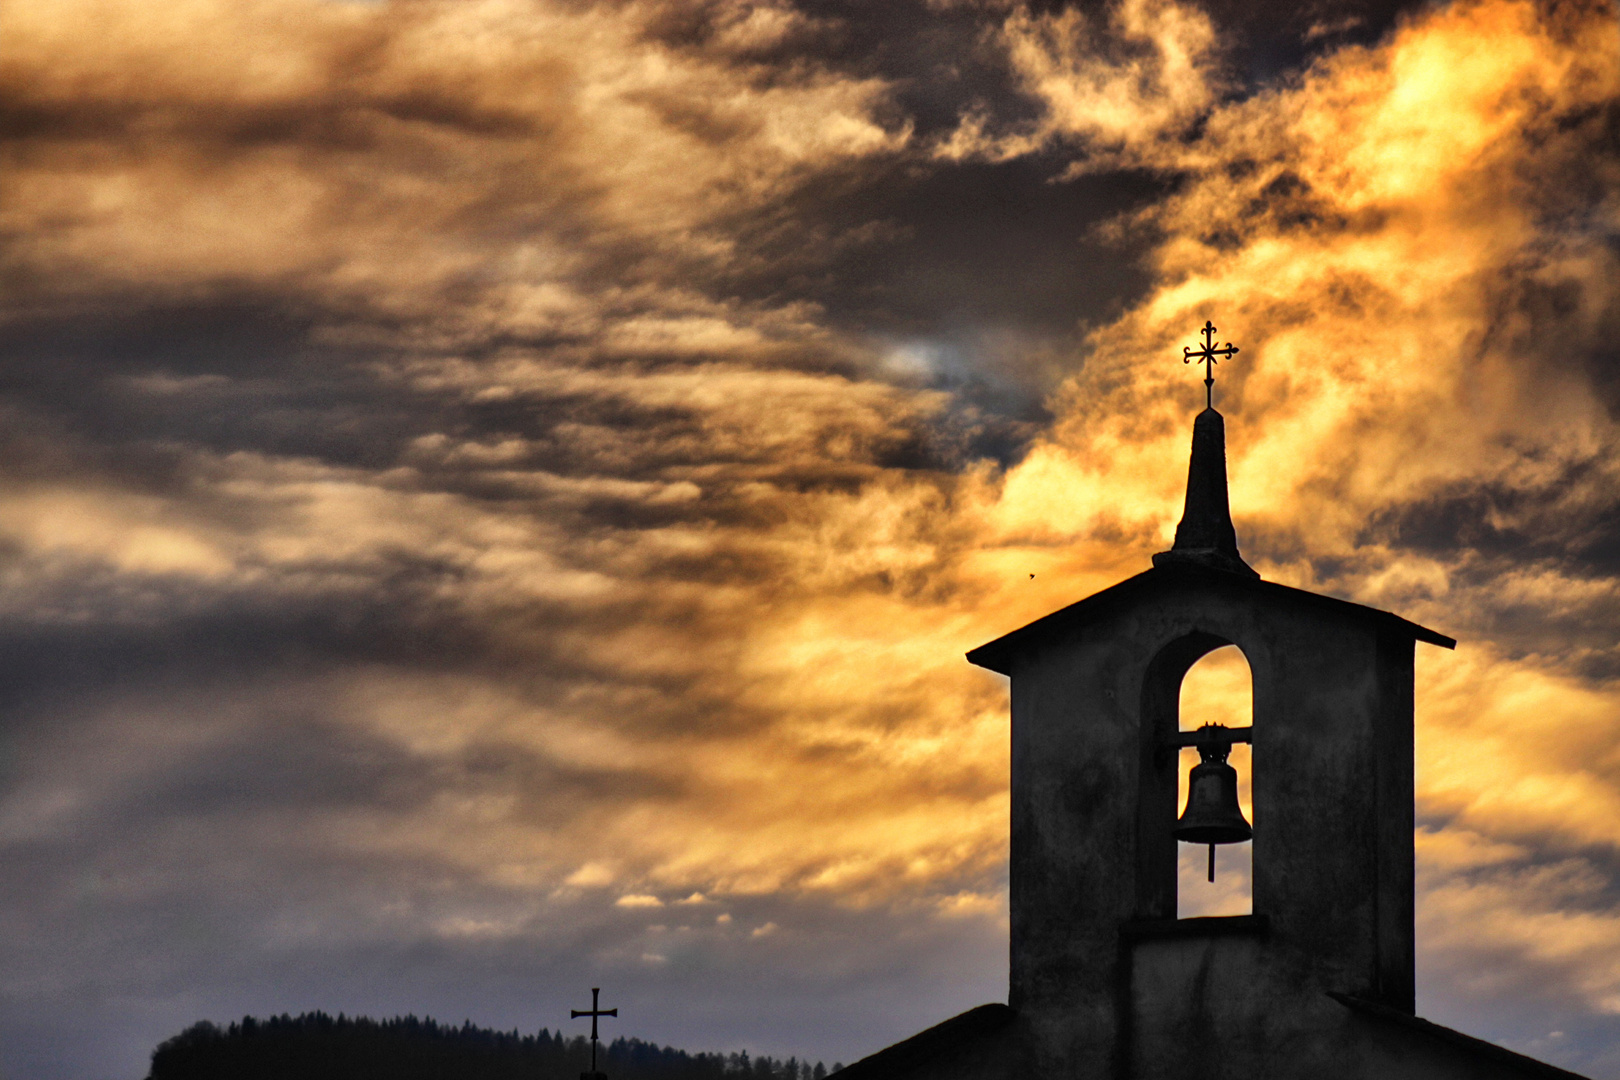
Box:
2 0 1618 1070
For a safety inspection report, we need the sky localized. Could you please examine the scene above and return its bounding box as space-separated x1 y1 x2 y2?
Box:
1 0 1618 1076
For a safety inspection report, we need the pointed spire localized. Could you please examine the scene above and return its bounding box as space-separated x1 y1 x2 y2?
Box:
1154 320 1257 578
1152 406 1258 578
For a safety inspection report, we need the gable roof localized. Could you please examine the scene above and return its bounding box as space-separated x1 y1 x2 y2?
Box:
967 564 1455 676
1328 993 1591 1079
835 998 1587 1080
833 1004 1013 1080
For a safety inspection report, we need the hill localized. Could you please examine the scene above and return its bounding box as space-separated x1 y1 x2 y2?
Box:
147 1013 839 1080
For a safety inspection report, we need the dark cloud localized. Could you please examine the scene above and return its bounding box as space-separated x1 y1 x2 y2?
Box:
1 1 1618 1078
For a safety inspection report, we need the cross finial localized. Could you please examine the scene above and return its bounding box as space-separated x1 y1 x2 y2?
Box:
571 987 618 1078
1183 320 1239 409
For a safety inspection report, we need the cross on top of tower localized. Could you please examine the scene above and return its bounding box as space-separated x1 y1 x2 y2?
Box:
1183 320 1239 409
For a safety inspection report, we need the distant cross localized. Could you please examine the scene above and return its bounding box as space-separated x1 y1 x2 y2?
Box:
571 987 618 1078
1183 320 1240 409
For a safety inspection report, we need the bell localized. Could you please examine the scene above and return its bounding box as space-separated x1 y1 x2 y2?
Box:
1174 726 1251 881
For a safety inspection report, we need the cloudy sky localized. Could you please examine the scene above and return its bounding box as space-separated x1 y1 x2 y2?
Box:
2 0 1619 1076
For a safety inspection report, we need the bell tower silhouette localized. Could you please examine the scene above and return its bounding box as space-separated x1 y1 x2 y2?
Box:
837 324 1589 1080
967 327 1458 1078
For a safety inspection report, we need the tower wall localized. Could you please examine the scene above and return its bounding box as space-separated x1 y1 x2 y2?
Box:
1005 569 1417 1078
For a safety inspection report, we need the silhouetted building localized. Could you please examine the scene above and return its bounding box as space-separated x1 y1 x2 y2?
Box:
838 398 1586 1080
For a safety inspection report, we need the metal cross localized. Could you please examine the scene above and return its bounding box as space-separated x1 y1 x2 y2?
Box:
571 987 618 1076
1183 320 1240 409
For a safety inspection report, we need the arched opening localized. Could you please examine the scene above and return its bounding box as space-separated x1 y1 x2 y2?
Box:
1176 645 1253 918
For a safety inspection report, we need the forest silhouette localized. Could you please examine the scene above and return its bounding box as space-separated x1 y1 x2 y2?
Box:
147 1013 839 1080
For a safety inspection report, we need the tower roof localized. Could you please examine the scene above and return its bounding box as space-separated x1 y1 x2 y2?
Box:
1151 406 1256 578
967 383 1453 674
967 563 1454 675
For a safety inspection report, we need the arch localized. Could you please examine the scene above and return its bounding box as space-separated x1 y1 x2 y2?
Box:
1133 631 1257 920
1176 645 1253 917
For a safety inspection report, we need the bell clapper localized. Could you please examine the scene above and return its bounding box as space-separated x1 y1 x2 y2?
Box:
1208 843 1215 882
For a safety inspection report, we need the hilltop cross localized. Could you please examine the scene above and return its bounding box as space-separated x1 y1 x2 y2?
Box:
571 986 618 1080
1183 320 1239 409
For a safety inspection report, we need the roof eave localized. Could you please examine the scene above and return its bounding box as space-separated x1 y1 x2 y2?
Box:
966 566 1455 676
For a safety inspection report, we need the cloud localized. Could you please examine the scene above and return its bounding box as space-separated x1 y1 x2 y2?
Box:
937 0 1222 166
2 0 1619 1077
0 0 909 339
566 863 617 888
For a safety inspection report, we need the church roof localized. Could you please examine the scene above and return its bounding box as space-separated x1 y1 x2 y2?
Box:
835 998 1590 1080
966 563 1455 676
833 1004 1013 1080
1328 993 1592 1080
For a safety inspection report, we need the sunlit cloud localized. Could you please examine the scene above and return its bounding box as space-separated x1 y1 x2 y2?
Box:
937 0 1221 165
1 0 1618 1076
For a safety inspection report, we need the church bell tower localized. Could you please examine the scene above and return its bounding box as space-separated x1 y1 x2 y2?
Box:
838 323 1585 1080
966 323 1458 1078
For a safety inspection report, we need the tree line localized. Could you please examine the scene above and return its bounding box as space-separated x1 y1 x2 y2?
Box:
148 1012 842 1080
